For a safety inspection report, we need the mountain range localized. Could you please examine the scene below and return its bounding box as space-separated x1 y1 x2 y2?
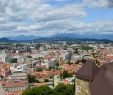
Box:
0 33 112 42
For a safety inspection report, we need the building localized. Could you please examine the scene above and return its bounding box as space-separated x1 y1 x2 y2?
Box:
10 71 27 81
75 60 113 95
0 81 28 93
75 60 98 95
48 59 58 68
90 62 113 95
14 64 30 73
0 64 10 78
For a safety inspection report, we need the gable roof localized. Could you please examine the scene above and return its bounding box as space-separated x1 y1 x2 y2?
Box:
90 62 113 95
76 60 98 82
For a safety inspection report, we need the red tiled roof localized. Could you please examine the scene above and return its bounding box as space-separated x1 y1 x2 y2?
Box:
4 91 22 95
2 81 27 88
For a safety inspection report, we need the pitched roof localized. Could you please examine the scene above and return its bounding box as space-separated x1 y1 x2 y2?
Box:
90 63 113 95
2 81 27 88
76 60 98 82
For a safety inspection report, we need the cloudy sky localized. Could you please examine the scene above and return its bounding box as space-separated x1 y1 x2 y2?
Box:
0 0 113 38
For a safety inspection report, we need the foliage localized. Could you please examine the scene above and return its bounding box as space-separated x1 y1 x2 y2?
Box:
79 45 93 51
35 68 43 72
73 48 79 54
50 76 53 79
76 59 86 64
22 86 53 95
0 75 4 80
54 83 74 95
55 66 61 70
66 60 73 65
22 83 75 95
27 56 32 58
11 58 17 63
60 70 73 79
55 62 59 67
95 59 100 66
27 74 40 83
44 79 49 82
49 66 53 70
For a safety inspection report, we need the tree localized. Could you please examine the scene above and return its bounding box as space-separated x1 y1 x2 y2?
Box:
79 45 93 51
95 59 100 66
61 70 73 79
35 68 43 72
56 62 59 67
73 48 79 54
0 75 4 80
22 85 53 95
54 83 74 95
49 66 53 70
11 58 17 63
44 79 49 82
67 60 73 65
71 78 75 91
27 56 32 58
27 74 40 83
22 83 74 95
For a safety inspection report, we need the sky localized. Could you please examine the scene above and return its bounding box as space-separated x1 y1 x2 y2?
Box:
0 0 113 38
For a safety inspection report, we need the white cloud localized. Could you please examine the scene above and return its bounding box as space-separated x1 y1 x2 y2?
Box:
0 0 113 38
0 0 88 37
84 0 113 8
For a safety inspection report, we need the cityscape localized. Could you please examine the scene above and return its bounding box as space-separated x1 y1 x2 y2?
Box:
0 40 113 95
0 0 113 95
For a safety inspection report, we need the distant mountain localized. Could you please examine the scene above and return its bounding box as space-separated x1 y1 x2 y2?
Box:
8 35 38 41
0 38 12 42
5 33 113 41
50 33 113 40
0 33 113 43
33 33 112 43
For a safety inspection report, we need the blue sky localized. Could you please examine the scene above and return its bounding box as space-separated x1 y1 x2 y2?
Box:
85 7 113 22
0 0 113 38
